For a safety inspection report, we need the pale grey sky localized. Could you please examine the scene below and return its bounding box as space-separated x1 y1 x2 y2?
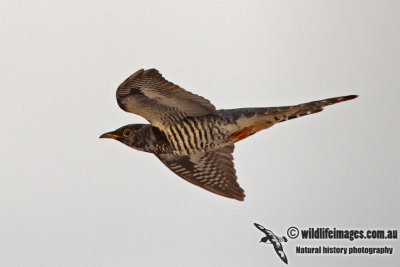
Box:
1 1 399 266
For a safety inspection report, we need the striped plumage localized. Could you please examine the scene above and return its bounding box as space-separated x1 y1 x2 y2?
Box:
162 116 230 155
100 69 358 201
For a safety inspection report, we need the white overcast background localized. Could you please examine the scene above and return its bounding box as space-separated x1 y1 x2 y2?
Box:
1 1 399 266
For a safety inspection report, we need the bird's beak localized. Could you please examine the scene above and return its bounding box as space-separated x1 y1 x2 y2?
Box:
99 132 121 139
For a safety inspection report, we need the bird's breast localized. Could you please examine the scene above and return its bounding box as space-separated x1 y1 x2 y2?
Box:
162 116 235 155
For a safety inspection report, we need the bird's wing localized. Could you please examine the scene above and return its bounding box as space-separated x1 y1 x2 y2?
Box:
254 223 271 235
116 69 218 129
273 242 288 264
156 144 245 201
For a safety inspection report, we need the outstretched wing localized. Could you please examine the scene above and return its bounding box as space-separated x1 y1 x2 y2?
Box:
156 144 245 201
116 69 218 129
254 223 277 237
254 223 269 234
273 242 288 264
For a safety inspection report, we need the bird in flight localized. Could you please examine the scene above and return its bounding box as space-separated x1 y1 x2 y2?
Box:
254 223 289 264
100 69 357 201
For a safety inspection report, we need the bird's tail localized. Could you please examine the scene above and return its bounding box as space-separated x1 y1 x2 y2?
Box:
280 236 288 242
226 95 358 143
264 95 358 123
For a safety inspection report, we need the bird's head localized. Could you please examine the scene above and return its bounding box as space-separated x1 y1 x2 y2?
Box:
260 236 269 243
99 124 146 149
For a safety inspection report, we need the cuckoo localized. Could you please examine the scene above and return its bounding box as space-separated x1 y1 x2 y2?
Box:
100 69 357 201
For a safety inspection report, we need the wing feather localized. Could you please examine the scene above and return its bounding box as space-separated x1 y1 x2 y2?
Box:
156 144 245 201
116 69 218 129
254 223 268 234
273 244 288 264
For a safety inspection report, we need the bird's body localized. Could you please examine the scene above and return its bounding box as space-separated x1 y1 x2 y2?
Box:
100 68 358 201
151 114 234 156
254 223 288 264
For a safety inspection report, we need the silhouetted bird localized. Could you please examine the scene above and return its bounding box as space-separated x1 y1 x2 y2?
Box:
254 223 288 264
100 69 358 200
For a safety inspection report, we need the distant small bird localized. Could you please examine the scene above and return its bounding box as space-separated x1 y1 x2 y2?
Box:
254 223 288 264
100 69 358 201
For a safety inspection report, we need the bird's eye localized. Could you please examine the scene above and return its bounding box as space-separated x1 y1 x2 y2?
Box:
123 129 132 137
